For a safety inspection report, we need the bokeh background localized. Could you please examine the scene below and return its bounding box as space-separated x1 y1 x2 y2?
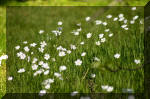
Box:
0 0 149 98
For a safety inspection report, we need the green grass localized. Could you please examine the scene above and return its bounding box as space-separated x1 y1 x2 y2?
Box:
6 6 144 94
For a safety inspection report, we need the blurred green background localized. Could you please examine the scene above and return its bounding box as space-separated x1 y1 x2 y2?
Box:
0 0 149 98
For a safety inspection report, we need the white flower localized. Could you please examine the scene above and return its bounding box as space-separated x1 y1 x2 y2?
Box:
39 30 44 34
107 86 114 92
95 41 100 46
91 74 96 78
40 41 47 48
44 53 50 60
101 85 109 90
75 59 82 66
119 17 124 21
101 38 106 43
17 52 26 59
124 28 129 30
30 43 37 47
15 46 20 50
102 22 107 26
67 50 71 54
52 58 56 62
59 65 67 72
32 64 38 70
77 28 82 32
45 84 50 89
44 70 49 75
71 91 78 96
18 68 25 73
99 34 104 39
32 58 38 64
80 42 85 45
113 17 118 21
130 20 135 24
24 46 30 52
0 55 8 60
119 14 124 18
38 47 44 53
8 76 13 81
42 63 49 69
105 29 110 32
106 14 112 19
87 33 92 38
57 46 63 50
23 41 28 44
124 19 128 24
58 21 63 25
31 52 34 55
114 53 120 59
109 33 113 37
81 52 86 56
54 72 61 77
39 61 44 65
121 25 127 28
39 90 46 96
131 7 136 11
42 78 54 85
133 15 139 20
59 51 66 57
70 44 76 50
95 20 102 25
94 57 100 61
134 59 140 64
85 16 91 21
74 31 79 35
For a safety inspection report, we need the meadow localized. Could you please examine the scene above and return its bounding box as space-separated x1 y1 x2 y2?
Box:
0 0 149 98
6 6 144 95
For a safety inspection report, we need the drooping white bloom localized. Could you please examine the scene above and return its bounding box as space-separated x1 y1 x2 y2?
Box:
75 59 82 66
99 34 104 39
91 74 96 78
106 14 112 19
15 45 20 50
70 44 76 50
32 64 38 70
80 41 85 45
59 65 67 72
131 7 136 11
134 59 140 64
71 91 78 96
58 21 63 25
44 53 50 60
109 33 113 37
54 72 61 77
44 70 49 75
95 41 100 46
85 16 91 21
59 51 66 57
39 30 44 34
81 52 86 56
114 53 120 59
8 76 13 81
24 46 30 52
18 68 25 73
39 90 46 96
95 20 102 25
87 33 92 38
101 38 106 43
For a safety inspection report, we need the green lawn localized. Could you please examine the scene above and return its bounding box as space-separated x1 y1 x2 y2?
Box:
0 0 149 98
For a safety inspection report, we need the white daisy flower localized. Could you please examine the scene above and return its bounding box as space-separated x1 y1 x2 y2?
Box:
44 53 50 60
39 30 44 34
38 47 44 53
8 76 13 81
32 64 38 70
18 68 25 73
40 41 47 48
95 20 102 25
59 65 67 72
85 16 91 21
106 14 112 19
24 46 30 52
114 53 120 59
59 51 66 57
99 34 104 39
81 52 86 56
15 45 20 50
75 59 82 66
134 59 140 64
87 33 92 38
95 41 100 46
58 21 63 25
